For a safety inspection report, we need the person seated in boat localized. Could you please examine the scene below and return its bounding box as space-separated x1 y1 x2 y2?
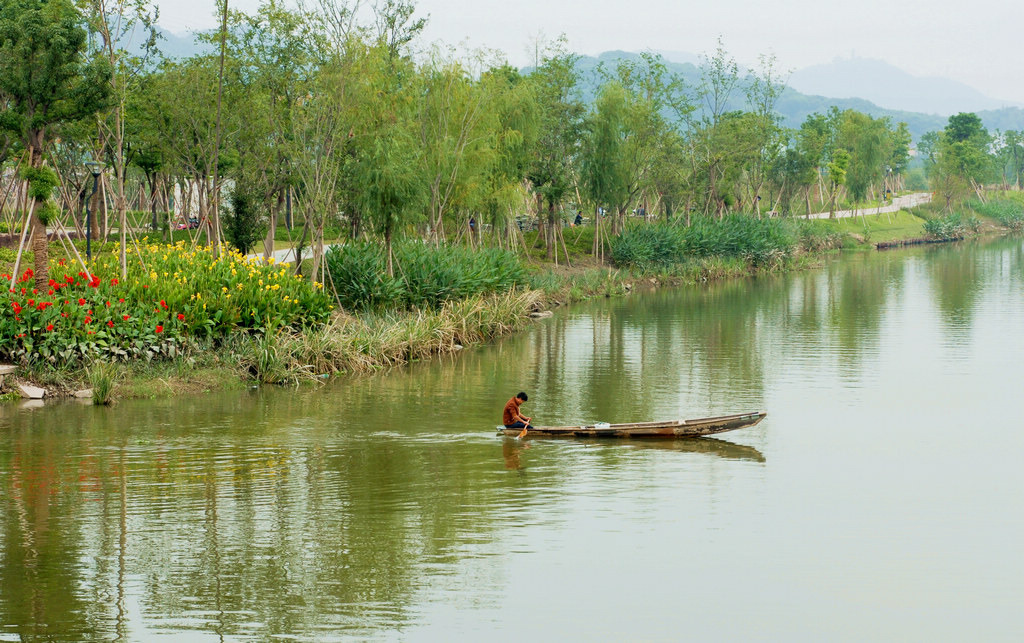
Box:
503 392 533 429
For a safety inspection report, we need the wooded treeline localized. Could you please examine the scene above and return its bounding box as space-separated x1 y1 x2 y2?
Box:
3 0 1017 289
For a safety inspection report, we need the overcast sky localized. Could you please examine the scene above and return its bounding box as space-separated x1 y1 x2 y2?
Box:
154 0 1024 103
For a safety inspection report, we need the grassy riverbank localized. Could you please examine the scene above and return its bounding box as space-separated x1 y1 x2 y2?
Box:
3 195 1022 404
6 288 544 400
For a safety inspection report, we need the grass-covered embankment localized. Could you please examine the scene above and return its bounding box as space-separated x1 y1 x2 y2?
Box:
0 240 544 400
6 192 1024 403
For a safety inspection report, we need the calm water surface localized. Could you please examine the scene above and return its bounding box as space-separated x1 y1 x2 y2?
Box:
2 238 1024 641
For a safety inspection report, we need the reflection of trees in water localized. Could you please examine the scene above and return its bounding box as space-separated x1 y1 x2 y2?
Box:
923 241 986 334
825 253 904 375
0 423 100 640
0 399 522 640
511 282 773 424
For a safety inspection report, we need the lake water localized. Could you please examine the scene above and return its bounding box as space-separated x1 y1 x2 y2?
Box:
2 238 1023 641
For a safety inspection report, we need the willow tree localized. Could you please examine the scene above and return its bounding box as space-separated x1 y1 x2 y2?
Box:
477 64 539 247
526 39 583 260
416 51 497 243
690 41 741 216
0 0 110 290
838 110 896 209
826 148 850 218
743 54 786 217
352 46 426 277
146 57 231 244
581 81 629 251
222 0 315 259
587 53 686 232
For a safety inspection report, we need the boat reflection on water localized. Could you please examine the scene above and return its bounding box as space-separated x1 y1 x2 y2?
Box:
617 436 765 462
500 436 764 470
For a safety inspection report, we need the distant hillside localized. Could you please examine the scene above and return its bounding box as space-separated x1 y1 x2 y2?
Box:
575 52 1024 141
121 27 209 60
144 34 1024 141
155 28 208 59
789 57 1022 115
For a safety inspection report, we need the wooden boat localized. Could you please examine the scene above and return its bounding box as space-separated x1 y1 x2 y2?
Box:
497 411 766 438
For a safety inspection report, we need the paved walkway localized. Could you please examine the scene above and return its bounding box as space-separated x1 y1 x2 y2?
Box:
805 192 932 220
249 243 334 264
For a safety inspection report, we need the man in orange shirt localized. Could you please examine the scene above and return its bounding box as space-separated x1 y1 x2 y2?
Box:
503 392 533 431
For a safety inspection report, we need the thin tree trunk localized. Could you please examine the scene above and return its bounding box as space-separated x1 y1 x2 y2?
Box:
264 189 283 260
209 0 229 258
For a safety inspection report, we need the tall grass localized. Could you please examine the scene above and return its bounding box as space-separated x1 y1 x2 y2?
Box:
326 240 527 311
794 220 846 252
87 361 117 405
968 198 1024 231
610 215 802 270
240 289 543 380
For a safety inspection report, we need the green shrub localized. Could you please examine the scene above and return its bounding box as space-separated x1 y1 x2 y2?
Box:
794 220 846 252
325 242 404 310
611 215 799 270
224 187 266 255
0 219 24 234
525 270 565 295
923 213 980 240
609 224 684 267
326 240 527 311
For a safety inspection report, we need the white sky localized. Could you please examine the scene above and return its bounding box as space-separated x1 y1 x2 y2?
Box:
153 0 1024 103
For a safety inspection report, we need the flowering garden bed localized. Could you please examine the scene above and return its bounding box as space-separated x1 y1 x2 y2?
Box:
0 243 334 364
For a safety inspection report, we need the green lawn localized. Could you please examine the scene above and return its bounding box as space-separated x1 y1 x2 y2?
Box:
819 209 927 243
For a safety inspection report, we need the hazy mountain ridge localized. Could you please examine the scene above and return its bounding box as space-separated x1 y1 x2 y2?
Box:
577 51 1024 140
148 29 1024 141
788 57 1023 115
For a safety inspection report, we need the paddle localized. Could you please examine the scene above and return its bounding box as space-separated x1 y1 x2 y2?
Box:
517 416 531 440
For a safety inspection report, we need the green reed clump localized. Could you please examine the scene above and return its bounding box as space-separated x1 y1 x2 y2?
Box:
525 270 567 295
969 198 1024 231
87 361 117 405
923 213 981 240
609 224 685 267
611 215 800 270
325 242 405 311
326 241 526 311
794 220 846 252
683 215 797 268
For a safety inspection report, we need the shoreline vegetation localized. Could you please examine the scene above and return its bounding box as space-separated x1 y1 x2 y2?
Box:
3 194 1022 405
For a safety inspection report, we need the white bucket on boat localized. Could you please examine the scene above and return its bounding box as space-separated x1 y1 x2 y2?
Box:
595 422 611 429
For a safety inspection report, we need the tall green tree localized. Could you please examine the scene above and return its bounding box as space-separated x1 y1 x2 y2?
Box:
581 81 629 230
743 54 786 216
826 148 850 218
351 45 426 276
0 0 110 289
925 112 993 209
526 39 583 260
590 53 686 230
417 51 495 243
476 64 539 246
223 0 316 258
837 110 893 206
996 130 1024 189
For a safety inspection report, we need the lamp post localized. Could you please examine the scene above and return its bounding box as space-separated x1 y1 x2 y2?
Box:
85 159 103 260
